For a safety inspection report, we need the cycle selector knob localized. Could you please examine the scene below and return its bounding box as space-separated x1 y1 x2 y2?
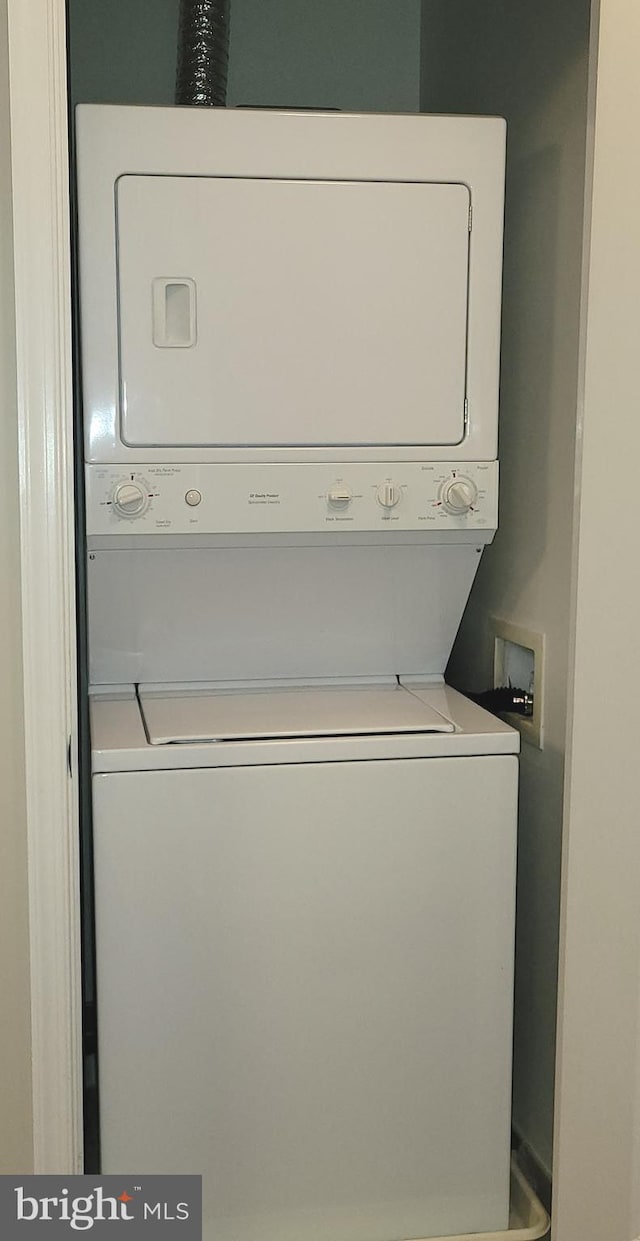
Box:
112 481 149 519
439 476 477 515
376 481 402 509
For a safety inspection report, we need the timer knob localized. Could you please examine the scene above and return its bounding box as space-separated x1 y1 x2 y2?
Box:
376 482 401 509
112 481 148 518
440 476 477 515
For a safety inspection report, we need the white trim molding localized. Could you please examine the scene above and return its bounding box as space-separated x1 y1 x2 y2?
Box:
7 0 82 1171
553 1 640 1238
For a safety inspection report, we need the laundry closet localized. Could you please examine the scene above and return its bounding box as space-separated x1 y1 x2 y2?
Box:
67 0 592 1236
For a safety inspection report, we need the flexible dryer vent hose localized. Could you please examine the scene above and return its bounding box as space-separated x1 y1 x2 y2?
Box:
176 0 230 107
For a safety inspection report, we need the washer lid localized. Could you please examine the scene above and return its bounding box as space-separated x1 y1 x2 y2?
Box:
138 684 455 745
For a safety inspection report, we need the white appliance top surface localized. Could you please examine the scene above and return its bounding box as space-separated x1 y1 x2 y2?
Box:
138 683 454 745
91 682 519 772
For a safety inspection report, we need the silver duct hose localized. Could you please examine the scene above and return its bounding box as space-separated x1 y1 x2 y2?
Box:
176 0 231 107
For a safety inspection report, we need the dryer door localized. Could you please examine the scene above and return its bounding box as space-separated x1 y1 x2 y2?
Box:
115 175 470 450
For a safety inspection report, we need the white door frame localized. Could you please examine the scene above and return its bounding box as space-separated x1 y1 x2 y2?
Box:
7 0 82 1172
552 1 640 1238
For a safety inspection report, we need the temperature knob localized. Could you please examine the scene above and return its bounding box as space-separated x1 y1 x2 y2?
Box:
112 481 148 519
376 482 402 509
327 484 352 509
440 476 477 515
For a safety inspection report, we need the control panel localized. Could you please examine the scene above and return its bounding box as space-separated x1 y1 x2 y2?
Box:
85 462 498 536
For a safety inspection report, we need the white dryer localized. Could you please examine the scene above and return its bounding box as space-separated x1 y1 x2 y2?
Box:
76 106 505 465
91 681 518 1241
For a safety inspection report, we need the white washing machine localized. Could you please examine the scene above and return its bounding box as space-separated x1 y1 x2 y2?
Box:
91 681 518 1241
76 106 516 1240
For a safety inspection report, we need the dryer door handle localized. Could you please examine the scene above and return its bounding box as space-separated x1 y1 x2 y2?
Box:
151 277 197 348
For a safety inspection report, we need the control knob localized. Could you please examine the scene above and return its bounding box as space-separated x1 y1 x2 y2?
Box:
112 481 149 519
327 484 352 509
376 481 402 509
439 476 477 516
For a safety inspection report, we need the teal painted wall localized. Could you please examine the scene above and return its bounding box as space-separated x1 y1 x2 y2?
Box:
68 0 421 112
421 0 591 1176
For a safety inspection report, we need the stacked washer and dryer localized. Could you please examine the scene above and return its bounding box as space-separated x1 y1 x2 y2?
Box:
76 106 518 1241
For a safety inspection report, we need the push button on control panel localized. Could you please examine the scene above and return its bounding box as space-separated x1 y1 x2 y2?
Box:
185 489 202 507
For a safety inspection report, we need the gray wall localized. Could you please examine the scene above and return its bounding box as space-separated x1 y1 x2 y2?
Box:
0 0 33 1174
421 0 591 1175
69 0 422 112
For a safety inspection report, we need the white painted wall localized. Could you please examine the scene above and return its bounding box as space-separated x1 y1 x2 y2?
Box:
68 0 422 112
553 1 640 1236
421 0 591 1175
0 0 33 1174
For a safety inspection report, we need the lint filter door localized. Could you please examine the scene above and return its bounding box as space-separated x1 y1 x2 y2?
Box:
116 175 471 449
